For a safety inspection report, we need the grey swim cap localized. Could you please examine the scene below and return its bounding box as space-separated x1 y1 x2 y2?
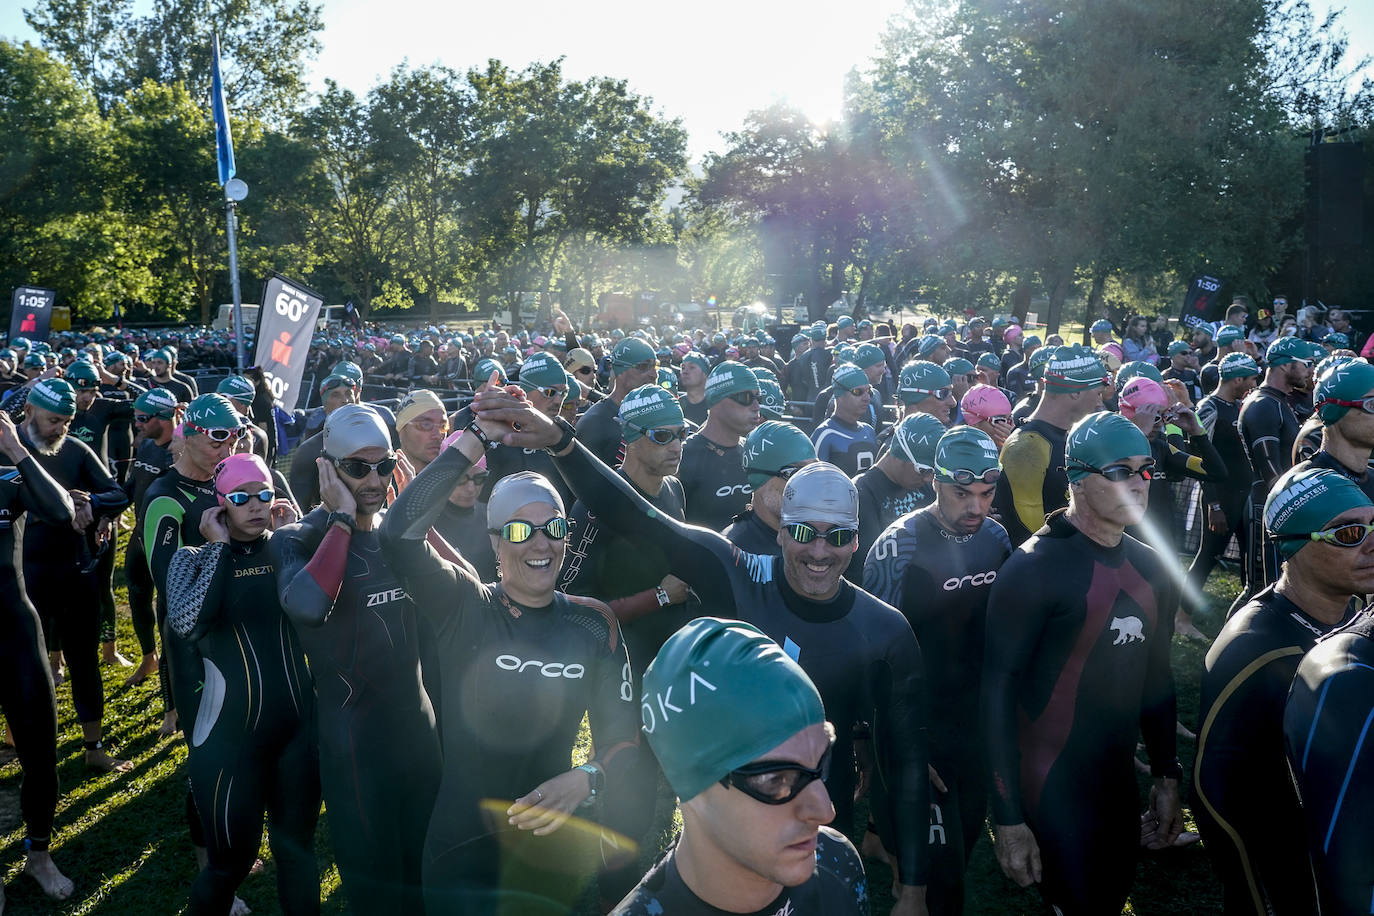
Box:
487 472 564 530
780 462 858 528
323 404 391 459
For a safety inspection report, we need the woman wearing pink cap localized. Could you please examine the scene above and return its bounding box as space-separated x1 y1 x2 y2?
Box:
165 453 319 915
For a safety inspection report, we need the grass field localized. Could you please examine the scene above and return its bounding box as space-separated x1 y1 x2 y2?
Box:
0 528 1235 915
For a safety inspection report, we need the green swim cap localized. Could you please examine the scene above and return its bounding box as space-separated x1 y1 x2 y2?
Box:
943 357 975 377
898 360 952 404
619 384 685 442
1028 346 1056 380
1265 466 1373 557
744 420 816 489
183 393 242 432
1091 319 1114 334
1116 360 1165 392
1216 325 1244 347
1043 344 1108 393
217 374 256 404
134 387 179 418
1267 336 1314 367
681 352 711 374
934 426 1001 484
657 367 679 392
331 361 364 385
976 351 1002 372
610 337 657 373
831 362 868 392
1218 352 1261 381
1325 331 1351 349
517 351 567 391
889 413 947 468
705 360 761 407
472 358 507 386
751 365 778 384
1065 411 1152 482
1192 323 1215 340
28 378 76 416
642 617 825 801
853 344 886 370
1167 341 1192 357
916 335 945 357
1314 358 1374 424
65 361 100 390
757 377 786 420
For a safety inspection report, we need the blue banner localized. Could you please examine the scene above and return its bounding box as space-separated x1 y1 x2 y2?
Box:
211 34 235 187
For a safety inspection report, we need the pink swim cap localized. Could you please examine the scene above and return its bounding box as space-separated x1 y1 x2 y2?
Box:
960 384 1012 424
214 453 273 498
1118 377 1169 420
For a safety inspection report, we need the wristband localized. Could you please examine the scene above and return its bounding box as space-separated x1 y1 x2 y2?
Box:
577 762 604 807
465 422 500 451
326 511 356 534
547 416 577 455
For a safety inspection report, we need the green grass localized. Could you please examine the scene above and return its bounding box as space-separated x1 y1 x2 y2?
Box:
0 531 1237 914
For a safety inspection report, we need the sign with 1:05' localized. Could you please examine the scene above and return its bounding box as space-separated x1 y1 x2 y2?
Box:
253 273 323 411
10 286 56 341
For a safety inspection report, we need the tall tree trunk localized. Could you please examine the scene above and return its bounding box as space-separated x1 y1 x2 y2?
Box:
1010 277 1032 325
1082 270 1107 345
1044 270 1073 336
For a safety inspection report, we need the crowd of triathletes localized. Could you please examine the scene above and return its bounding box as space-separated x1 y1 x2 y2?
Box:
0 292 1370 916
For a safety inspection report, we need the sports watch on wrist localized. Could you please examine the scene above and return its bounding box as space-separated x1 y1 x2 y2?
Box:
326 511 356 534
577 761 604 806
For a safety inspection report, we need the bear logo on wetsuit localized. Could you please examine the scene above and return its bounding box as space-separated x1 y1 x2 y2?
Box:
1110 616 1145 645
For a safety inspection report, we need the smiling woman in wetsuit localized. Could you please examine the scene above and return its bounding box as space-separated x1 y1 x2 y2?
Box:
378 420 641 915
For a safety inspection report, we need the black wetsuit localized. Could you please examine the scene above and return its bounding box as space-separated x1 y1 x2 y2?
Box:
810 417 877 477
575 394 625 466
1194 587 1337 915
287 431 325 513
273 509 441 916
72 395 135 645
480 443 575 510
865 506 1010 916
981 511 1179 915
1188 394 1254 606
0 456 72 853
124 436 173 657
723 508 780 556
992 418 1068 546
1128 429 1226 559
677 393 708 427
377 444 641 915
430 500 497 581
166 535 320 916
1298 448 1374 503
552 440 930 889
1162 366 1204 404
610 827 868 915
850 465 931 582
1238 386 1300 594
1283 610 1374 916
22 430 129 726
678 433 750 532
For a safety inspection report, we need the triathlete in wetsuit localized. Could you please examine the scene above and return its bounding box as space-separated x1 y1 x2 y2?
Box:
1300 356 1374 503
676 353 711 427
482 397 930 907
1195 466 1371 915
810 363 878 477
273 405 440 915
848 414 944 581
378 431 640 915
165 454 319 916
20 379 131 770
864 426 1010 916
123 389 179 684
724 421 818 558
0 411 76 904
678 361 761 531
982 412 1182 915
575 337 659 466
429 455 497 581
1284 609 1374 916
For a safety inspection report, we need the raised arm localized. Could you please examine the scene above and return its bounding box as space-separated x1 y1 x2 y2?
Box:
0 411 73 526
166 542 231 643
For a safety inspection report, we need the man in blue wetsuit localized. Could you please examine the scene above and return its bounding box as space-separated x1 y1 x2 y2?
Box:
982 411 1183 915
864 426 1010 915
1196 467 1373 915
611 618 868 916
811 362 878 477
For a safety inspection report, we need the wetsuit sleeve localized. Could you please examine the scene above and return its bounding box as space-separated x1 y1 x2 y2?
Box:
79 444 129 517
1241 397 1286 487
981 555 1050 825
376 443 487 627
875 614 930 887
165 542 230 641
1140 573 1180 777
273 519 345 628
861 523 909 608
579 601 640 786
13 455 75 527
144 493 187 583
553 440 740 611
1160 432 1228 482
1000 431 1053 540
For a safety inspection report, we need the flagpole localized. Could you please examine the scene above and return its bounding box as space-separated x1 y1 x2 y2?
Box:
227 196 245 372
211 32 246 371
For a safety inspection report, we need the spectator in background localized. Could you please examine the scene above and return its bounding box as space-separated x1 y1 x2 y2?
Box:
1249 308 1280 351
1121 315 1159 365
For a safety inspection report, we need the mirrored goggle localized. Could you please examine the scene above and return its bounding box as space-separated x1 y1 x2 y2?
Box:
492 517 568 543
223 488 273 506
332 455 398 479
785 523 857 547
628 424 687 444
1315 396 1374 415
907 386 952 400
845 386 872 398
1070 459 1155 482
728 391 760 406
188 422 246 443
939 466 1002 485
1277 521 1374 549
720 742 834 805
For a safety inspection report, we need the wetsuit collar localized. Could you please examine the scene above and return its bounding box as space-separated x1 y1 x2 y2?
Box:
776 569 855 623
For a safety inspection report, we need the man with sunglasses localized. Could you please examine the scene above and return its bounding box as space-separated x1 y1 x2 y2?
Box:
848 414 945 582
862 426 1010 915
122 388 179 687
287 373 359 512
676 361 762 532
1194 467 1373 915
481 396 932 914
983 411 1183 915
993 344 1108 545
1300 357 1374 502
274 403 441 915
576 336 658 466
430 453 498 580
481 353 576 507
612 617 867 914
810 363 878 478
897 360 955 427
19 378 132 774
725 420 818 556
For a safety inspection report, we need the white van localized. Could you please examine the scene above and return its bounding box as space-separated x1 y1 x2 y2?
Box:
212 303 259 332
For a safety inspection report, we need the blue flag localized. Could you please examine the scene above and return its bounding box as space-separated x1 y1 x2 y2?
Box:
211 34 235 187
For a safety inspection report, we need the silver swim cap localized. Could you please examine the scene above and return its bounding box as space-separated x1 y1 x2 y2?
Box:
780 462 858 528
487 472 564 530
323 404 392 459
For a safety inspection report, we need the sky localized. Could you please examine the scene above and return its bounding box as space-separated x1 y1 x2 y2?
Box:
3 0 1372 162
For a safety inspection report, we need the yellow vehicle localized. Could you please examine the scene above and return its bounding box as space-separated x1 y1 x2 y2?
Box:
50 306 71 332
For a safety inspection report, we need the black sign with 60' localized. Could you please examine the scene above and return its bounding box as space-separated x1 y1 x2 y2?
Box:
253 274 323 410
